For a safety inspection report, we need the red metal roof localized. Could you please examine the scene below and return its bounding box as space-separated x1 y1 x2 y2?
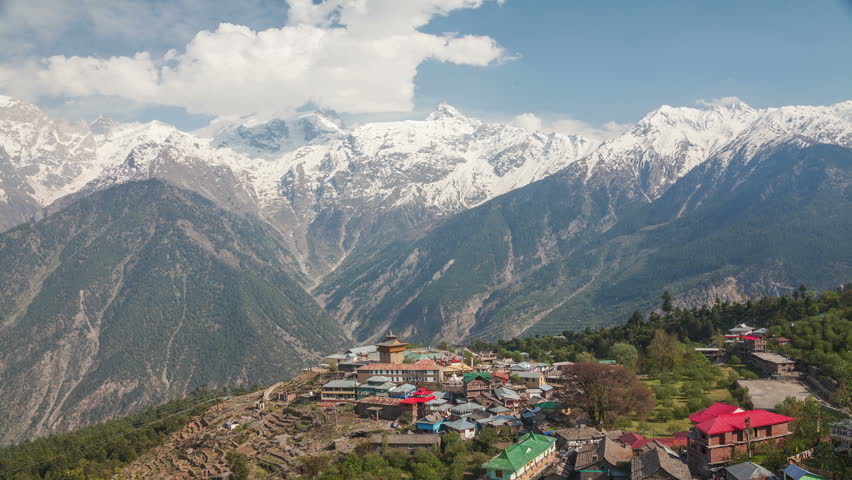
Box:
688 402 744 423
695 410 795 435
412 387 433 395
741 335 762 341
618 432 646 448
400 394 435 404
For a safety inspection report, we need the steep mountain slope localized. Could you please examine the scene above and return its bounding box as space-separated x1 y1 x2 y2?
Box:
0 179 346 445
317 138 852 344
0 98 599 282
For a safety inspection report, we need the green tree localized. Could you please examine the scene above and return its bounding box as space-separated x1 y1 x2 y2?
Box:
662 291 674 313
609 343 638 371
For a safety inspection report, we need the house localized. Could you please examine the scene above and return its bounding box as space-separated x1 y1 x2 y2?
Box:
619 432 654 450
223 420 240 430
494 386 522 410
472 350 499 365
736 336 766 358
554 425 605 450
539 384 555 398
356 359 443 384
464 372 493 398
324 353 353 365
686 404 795 474
320 379 360 402
573 436 634 480
751 328 769 337
749 352 796 376
450 402 486 419
400 387 437 420
416 414 445 433
356 376 396 398
694 347 724 361
774 337 791 347
346 345 379 362
830 418 852 456
389 383 417 399
444 419 477 440
492 371 510 384
726 324 756 337
482 432 558 480
370 433 441 453
517 371 544 389
722 462 778 480
355 396 402 420
782 465 825 480
510 361 539 372
631 444 693 480
425 397 449 415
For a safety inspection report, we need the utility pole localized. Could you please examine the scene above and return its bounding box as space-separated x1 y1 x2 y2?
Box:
745 416 752 459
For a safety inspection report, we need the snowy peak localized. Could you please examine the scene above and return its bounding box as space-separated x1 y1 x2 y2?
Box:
206 111 346 159
426 102 467 122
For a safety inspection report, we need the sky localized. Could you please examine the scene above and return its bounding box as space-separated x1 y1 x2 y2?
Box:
1 0 851 138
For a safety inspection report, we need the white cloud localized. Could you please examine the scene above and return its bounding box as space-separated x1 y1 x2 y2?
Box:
0 0 509 117
512 112 628 140
696 96 744 107
512 113 543 133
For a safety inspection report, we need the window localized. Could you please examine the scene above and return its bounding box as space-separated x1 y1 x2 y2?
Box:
495 470 503 478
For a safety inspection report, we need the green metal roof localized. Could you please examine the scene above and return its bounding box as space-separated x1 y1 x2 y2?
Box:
463 372 491 384
482 432 556 472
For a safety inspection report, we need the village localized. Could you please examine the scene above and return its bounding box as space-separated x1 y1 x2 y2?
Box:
120 325 849 480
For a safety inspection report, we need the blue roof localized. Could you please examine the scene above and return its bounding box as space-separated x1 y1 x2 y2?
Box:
540 384 554 392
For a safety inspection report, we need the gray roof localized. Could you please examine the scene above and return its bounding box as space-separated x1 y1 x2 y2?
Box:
725 462 777 480
555 425 604 442
518 372 542 379
390 383 416 393
451 402 486 414
783 465 823 480
444 419 476 431
494 386 521 400
489 406 511 413
575 437 632 470
348 345 378 354
322 380 359 388
631 447 692 480
367 375 392 383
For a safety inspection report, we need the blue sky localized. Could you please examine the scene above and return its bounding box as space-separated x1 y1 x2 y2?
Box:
1 0 850 134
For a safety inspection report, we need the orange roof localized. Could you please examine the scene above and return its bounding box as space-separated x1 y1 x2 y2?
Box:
357 359 441 371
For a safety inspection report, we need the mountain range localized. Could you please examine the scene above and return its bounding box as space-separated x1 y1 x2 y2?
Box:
0 95 850 443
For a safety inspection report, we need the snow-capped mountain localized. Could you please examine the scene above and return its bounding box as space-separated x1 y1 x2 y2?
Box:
0 96 850 281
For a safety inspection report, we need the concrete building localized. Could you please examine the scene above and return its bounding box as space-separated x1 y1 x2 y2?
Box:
517 371 544 389
482 432 557 480
736 335 766 358
686 404 794 475
750 352 795 376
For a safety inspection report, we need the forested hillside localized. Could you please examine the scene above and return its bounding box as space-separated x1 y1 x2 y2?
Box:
0 180 347 445
475 285 852 407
